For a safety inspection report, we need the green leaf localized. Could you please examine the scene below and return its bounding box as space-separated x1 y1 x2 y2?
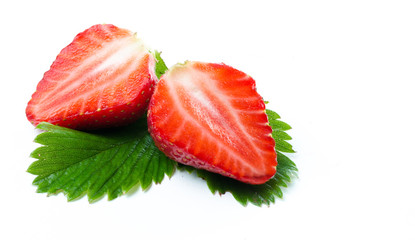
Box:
275 139 295 153
267 109 295 154
265 109 280 119
27 108 296 206
28 118 176 202
153 50 168 79
179 109 297 206
272 130 292 140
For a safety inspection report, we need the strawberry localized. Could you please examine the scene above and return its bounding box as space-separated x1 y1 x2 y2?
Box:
26 24 157 130
147 61 277 184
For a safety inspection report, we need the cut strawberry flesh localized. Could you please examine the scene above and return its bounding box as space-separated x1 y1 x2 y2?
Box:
148 62 277 184
26 24 156 130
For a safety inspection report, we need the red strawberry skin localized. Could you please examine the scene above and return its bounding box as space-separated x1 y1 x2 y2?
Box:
147 62 277 184
26 24 157 130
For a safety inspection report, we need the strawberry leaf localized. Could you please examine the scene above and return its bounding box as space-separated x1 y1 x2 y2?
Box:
27 108 296 206
28 118 176 202
153 50 168 79
178 109 297 206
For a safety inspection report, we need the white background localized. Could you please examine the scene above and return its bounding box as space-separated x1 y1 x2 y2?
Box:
1 0 414 239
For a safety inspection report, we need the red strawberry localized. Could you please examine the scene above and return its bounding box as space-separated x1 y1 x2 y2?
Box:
26 24 157 130
147 61 277 184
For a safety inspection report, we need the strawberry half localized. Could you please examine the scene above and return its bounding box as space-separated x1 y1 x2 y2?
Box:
26 24 157 130
147 62 277 184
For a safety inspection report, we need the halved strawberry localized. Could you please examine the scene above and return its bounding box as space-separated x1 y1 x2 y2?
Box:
147 61 277 184
26 24 157 130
